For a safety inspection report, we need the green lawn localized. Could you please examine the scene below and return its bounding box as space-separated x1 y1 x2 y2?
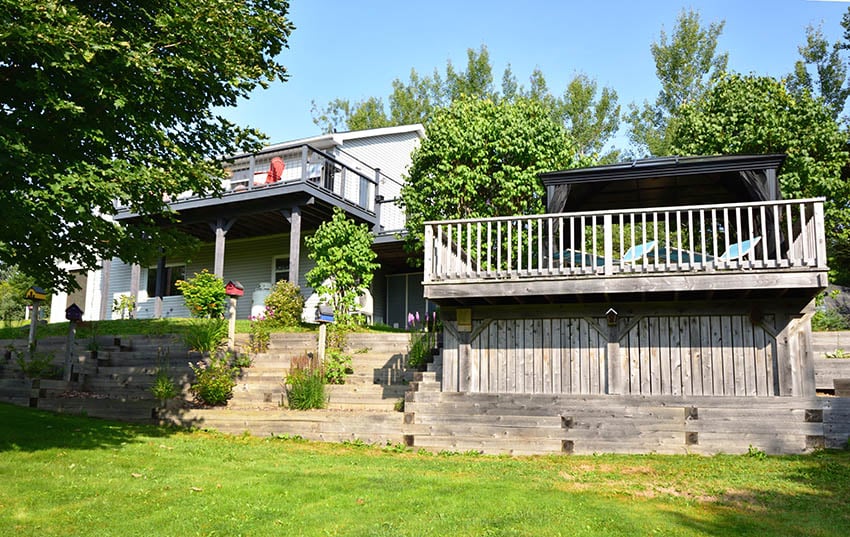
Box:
1 404 848 536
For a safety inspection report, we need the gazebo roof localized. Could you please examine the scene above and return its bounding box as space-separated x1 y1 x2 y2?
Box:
540 154 785 213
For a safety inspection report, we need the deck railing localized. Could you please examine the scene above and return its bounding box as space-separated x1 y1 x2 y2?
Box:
424 198 827 283
225 144 379 215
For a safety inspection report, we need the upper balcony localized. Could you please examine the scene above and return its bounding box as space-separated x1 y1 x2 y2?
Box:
422 154 829 305
115 142 406 241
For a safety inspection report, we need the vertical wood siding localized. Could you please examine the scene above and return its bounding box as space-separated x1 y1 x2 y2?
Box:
444 314 779 397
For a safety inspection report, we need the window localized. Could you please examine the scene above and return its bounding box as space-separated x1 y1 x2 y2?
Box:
273 256 290 283
146 265 186 297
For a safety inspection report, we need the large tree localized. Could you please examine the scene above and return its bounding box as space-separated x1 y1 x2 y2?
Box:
671 74 850 282
627 9 728 156
400 97 591 257
312 46 621 159
1 1 294 292
787 19 850 120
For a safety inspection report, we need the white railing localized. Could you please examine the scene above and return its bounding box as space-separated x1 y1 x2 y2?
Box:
424 198 827 283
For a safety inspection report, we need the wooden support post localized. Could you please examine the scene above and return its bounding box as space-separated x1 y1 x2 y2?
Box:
99 258 111 321
603 214 613 276
300 146 309 183
607 320 621 394
129 263 140 319
64 321 76 382
27 301 40 351
423 225 434 284
211 218 236 279
286 206 302 286
154 255 166 319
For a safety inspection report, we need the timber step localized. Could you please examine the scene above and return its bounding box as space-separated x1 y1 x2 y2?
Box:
173 408 406 445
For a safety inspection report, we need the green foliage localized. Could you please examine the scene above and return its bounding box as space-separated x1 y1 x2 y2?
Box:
323 348 352 385
15 350 58 380
747 445 767 460
263 280 304 328
247 317 271 354
112 294 136 320
401 96 589 257
312 45 620 160
627 9 728 156
813 308 850 332
151 369 179 402
305 208 379 324
189 355 237 406
825 348 850 359
231 352 253 369
183 318 227 353
0 265 35 328
0 1 294 292
175 270 227 318
285 354 326 410
671 74 850 283
407 332 436 369
787 21 850 119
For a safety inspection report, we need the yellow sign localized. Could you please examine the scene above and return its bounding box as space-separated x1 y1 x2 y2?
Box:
25 286 47 301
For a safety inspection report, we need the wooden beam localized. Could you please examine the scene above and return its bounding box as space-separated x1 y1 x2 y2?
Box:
99 258 111 321
286 206 302 286
209 218 236 278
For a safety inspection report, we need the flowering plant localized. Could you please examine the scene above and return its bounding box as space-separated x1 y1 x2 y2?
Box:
407 310 439 369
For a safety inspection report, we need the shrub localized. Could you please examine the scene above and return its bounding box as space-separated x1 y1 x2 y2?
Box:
189 355 237 406
407 332 435 369
324 348 352 384
247 316 271 353
151 369 178 402
286 354 325 409
183 318 227 353
812 308 850 331
112 294 136 319
15 350 59 379
175 269 227 318
264 280 304 328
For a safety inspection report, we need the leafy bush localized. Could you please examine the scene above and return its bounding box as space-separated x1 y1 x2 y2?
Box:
232 352 253 369
112 294 136 320
264 280 304 328
812 308 850 331
175 269 227 318
151 369 178 402
15 350 59 379
183 318 227 353
189 355 237 406
324 348 352 384
286 354 326 409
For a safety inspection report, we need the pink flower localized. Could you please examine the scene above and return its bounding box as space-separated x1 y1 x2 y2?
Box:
415 311 420 324
407 312 415 327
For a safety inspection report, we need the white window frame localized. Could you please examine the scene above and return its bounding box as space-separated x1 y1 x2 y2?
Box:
272 255 290 284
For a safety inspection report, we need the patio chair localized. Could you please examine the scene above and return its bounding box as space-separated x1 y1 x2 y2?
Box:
619 240 657 263
656 236 761 265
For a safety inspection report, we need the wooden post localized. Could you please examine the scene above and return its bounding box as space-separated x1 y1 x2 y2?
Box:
603 214 613 276
129 264 140 319
372 168 382 234
99 258 111 321
318 323 327 363
27 301 39 350
211 218 235 279
607 319 621 394
423 224 434 284
300 146 309 183
154 255 166 319
287 206 302 286
228 296 237 351
64 320 76 382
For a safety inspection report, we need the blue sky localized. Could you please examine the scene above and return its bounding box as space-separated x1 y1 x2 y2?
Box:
222 0 850 147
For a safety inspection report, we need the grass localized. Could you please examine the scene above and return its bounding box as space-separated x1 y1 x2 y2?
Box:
1 404 849 536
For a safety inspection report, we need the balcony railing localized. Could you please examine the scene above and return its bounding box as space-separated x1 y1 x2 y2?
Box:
423 198 827 285
224 144 380 215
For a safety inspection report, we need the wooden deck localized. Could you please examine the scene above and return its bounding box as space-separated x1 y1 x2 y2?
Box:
423 198 828 302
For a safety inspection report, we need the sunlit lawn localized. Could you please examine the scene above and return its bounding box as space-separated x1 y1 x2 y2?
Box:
1 403 849 536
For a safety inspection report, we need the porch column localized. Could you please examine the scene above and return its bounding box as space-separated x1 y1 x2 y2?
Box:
285 206 302 286
153 255 166 319
210 218 236 279
99 258 111 321
129 264 140 319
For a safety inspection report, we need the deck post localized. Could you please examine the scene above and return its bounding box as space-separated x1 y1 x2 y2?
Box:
211 218 236 279
423 225 434 283
607 321 621 394
153 254 166 319
129 264 140 319
814 201 827 267
301 146 309 183
603 214 613 276
99 258 111 321
286 206 302 286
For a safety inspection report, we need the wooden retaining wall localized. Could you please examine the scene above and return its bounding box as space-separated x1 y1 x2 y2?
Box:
404 385 848 455
811 331 850 391
442 303 813 398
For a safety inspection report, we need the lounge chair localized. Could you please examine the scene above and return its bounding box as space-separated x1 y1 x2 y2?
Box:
552 240 657 268
656 236 761 265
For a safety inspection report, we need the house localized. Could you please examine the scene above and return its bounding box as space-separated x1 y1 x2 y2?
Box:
406 154 837 454
49 124 429 328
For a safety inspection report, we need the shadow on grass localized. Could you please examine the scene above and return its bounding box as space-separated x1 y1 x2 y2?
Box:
0 402 190 453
